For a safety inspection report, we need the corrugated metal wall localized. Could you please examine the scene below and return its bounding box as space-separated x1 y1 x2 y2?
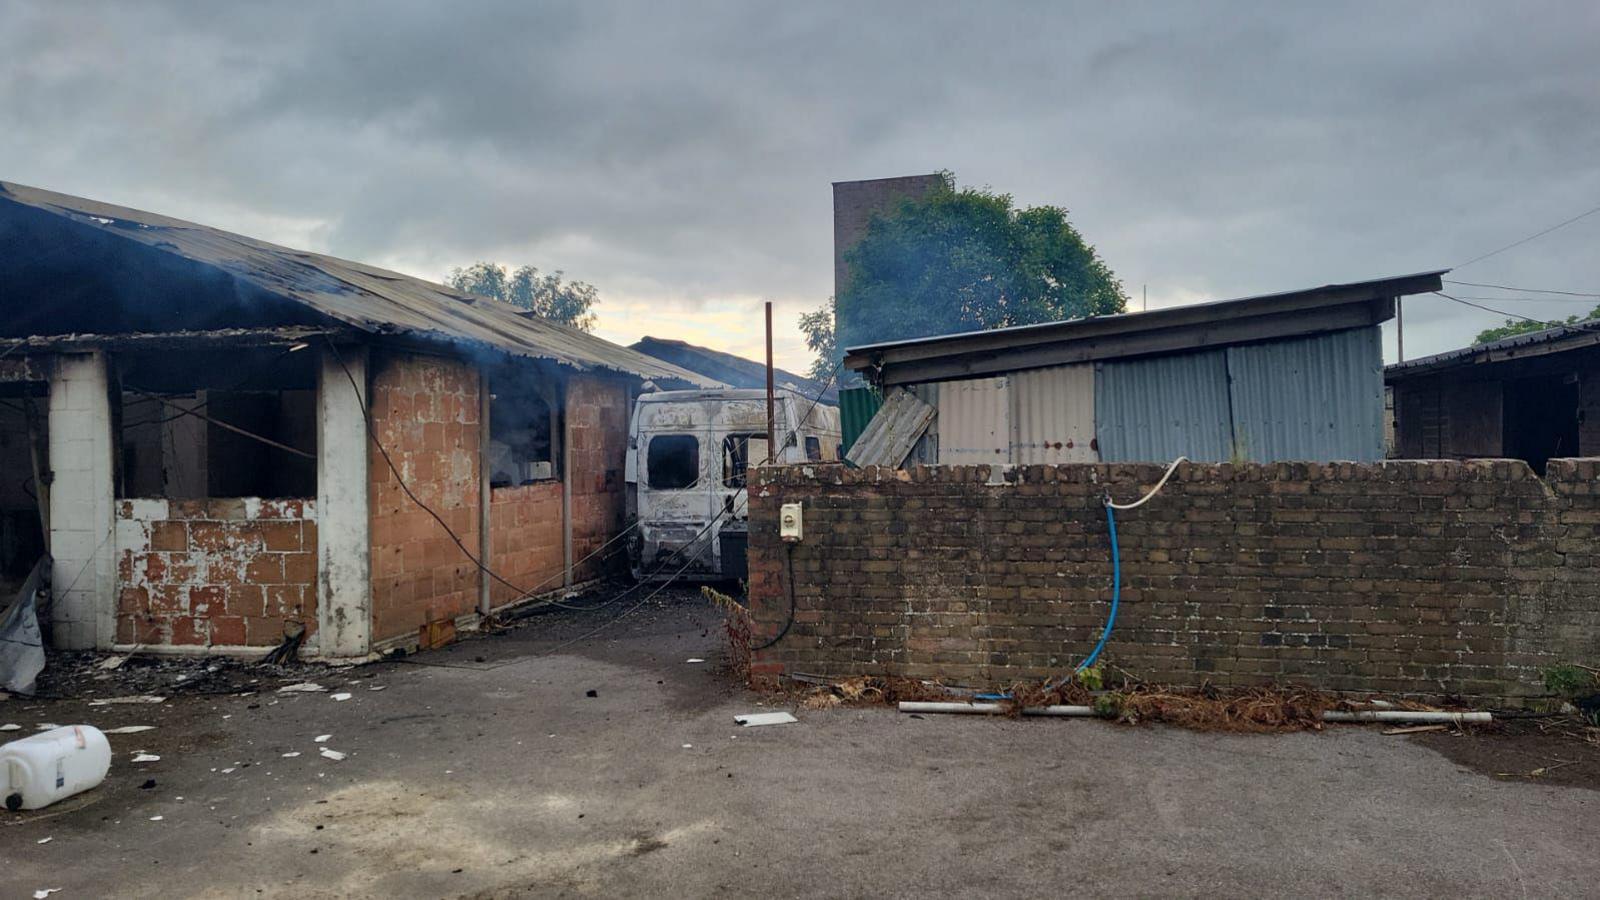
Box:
1010 364 1098 463
935 377 1011 465
1225 328 1386 462
839 387 881 454
850 326 1387 467
1095 350 1235 462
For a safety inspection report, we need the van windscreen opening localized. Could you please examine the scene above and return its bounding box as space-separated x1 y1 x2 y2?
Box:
647 434 699 489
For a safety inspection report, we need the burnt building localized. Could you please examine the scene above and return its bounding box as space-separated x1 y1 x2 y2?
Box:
0 181 713 658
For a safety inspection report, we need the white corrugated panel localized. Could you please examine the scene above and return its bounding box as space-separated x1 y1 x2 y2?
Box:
936 377 1011 465
1010 364 1097 463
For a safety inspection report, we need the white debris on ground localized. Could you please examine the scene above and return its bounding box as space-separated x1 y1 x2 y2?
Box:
330 692 352 701
103 725 155 734
734 711 799 727
277 682 326 694
314 734 331 742
131 753 160 763
319 748 346 761
87 695 165 706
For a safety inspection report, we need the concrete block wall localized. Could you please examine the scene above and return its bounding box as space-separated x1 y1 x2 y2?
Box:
488 481 563 608
115 498 317 648
566 376 630 581
367 351 482 643
47 352 115 649
748 460 1600 704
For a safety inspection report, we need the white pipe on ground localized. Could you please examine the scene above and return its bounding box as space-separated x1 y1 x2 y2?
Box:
898 702 1494 724
897 702 1100 717
1322 710 1492 724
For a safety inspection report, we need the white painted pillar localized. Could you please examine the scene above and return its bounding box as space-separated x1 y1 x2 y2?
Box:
47 351 116 650
316 346 372 657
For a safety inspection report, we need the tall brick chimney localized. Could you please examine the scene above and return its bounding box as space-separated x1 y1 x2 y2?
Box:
831 174 943 356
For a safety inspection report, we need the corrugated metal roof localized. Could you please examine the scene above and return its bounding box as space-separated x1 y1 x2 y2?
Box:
1226 328 1385 462
844 271 1442 387
0 181 718 387
935 377 1010 465
630 336 837 402
1010 364 1098 464
1386 321 1600 379
1095 351 1234 462
846 388 935 468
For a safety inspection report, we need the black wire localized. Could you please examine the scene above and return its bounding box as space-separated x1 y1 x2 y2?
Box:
764 359 843 465
1434 291 1600 336
1454 200 1600 270
751 543 797 651
1444 279 1600 299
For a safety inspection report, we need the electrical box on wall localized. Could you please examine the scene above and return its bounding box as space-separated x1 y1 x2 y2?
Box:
779 502 803 542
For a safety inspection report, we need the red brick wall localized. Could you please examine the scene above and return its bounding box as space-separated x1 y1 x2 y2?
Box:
749 460 1600 704
566 376 630 580
488 482 563 608
368 352 482 642
115 497 316 648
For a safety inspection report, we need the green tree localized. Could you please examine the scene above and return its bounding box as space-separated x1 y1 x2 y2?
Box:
797 296 838 383
448 262 599 332
1474 305 1600 344
807 172 1128 375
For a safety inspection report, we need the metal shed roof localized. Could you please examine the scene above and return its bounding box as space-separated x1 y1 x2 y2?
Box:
0 181 718 387
1385 321 1600 379
843 271 1445 387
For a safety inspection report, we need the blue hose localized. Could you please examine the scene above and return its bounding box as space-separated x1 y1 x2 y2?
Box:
1075 502 1120 672
975 500 1123 700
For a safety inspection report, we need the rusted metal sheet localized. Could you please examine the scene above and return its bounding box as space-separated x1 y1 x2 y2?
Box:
1010 364 1097 463
846 388 935 468
0 181 718 388
1226 327 1386 462
935 376 1010 465
1095 350 1234 462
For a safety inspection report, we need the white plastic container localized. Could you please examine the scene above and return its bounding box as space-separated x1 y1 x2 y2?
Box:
3 725 112 811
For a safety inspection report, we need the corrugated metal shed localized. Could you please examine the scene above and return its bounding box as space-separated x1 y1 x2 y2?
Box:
1095 351 1234 462
1226 328 1385 461
0 181 717 387
839 387 882 454
1010 364 1097 463
935 377 1010 465
845 388 935 468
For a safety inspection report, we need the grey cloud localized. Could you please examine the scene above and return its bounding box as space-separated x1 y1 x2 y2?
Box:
2 0 1597 361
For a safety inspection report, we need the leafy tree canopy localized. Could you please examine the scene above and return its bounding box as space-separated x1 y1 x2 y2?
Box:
806 172 1128 377
448 262 599 332
1473 304 1600 344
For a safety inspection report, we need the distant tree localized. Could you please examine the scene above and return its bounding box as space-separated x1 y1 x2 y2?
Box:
808 171 1128 377
797 296 838 383
448 262 599 332
1474 305 1600 344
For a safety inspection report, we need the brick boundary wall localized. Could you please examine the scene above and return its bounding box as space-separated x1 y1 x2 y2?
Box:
747 460 1600 705
115 497 317 648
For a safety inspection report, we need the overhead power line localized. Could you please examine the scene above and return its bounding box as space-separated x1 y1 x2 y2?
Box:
1432 291 1600 337
1453 201 1600 270
1443 279 1600 299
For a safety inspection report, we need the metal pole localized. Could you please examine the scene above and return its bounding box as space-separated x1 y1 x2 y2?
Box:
765 301 775 460
1396 296 1404 363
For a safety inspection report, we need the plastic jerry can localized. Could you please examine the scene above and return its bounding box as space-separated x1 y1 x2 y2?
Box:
3 725 112 811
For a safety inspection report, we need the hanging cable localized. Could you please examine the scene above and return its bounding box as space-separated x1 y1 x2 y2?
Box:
1453 200 1600 270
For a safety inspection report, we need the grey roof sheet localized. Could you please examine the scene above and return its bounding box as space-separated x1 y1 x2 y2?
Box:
0 181 718 387
1385 321 1600 378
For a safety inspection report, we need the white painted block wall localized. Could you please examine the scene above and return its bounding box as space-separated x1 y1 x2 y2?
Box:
316 346 372 657
47 352 116 649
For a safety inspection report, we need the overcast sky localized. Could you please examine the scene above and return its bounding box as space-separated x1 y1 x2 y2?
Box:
3 1 1598 371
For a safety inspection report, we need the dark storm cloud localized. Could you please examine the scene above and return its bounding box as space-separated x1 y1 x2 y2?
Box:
3 0 1598 363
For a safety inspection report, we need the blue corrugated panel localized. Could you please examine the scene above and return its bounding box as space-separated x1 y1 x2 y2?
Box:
1225 327 1384 462
1095 350 1234 462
